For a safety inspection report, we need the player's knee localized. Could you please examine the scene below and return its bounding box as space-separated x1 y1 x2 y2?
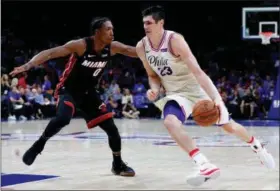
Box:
56 115 71 127
110 125 121 139
163 115 181 129
99 119 120 138
163 101 185 127
163 115 173 127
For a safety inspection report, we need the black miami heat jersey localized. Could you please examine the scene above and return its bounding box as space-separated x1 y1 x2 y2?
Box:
54 37 111 98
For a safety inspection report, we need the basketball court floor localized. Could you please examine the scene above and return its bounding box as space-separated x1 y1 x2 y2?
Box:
1 118 279 190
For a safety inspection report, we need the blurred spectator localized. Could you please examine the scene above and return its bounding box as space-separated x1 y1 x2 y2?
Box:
133 80 146 95
240 89 255 118
264 85 275 111
102 82 111 102
122 89 133 105
17 72 28 89
253 92 267 118
1 74 11 96
106 96 122 118
25 87 34 102
263 75 274 94
109 80 120 95
227 90 242 118
236 83 245 98
19 87 35 120
11 77 18 87
112 87 122 103
1 74 11 119
42 75 52 92
253 81 264 96
122 89 140 119
31 86 54 117
8 86 27 120
34 87 45 105
32 88 44 119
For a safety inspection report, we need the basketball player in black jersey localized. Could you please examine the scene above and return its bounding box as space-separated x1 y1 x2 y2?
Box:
10 17 137 176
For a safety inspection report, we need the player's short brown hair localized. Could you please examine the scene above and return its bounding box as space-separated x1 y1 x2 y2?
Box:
142 5 165 23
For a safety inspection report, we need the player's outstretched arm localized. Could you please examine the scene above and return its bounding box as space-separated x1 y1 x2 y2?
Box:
170 34 222 103
9 39 86 77
136 40 161 92
111 41 138 58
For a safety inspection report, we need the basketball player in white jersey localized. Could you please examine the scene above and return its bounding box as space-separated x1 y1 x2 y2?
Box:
136 6 275 186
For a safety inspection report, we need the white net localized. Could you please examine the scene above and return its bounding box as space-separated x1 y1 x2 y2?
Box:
260 32 276 45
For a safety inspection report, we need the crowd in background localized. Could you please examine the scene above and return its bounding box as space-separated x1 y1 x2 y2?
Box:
1 34 278 121
1 68 277 121
1 1 279 121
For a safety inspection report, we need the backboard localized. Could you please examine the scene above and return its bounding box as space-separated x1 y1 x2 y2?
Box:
242 7 280 43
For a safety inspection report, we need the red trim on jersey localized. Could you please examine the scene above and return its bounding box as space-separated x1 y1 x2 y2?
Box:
64 101 75 116
168 33 180 57
142 39 146 50
87 112 114 129
142 39 148 60
148 30 167 52
54 54 77 98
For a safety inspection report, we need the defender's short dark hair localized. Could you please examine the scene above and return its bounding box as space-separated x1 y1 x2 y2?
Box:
142 5 165 22
91 17 111 34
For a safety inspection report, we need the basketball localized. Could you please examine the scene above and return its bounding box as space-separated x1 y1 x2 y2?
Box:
192 100 220 127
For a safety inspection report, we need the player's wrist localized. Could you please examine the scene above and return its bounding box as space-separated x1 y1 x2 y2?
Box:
213 97 223 104
23 62 34 71
149 84 160 91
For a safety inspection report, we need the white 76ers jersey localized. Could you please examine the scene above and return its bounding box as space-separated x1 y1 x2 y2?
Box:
142 30 205 96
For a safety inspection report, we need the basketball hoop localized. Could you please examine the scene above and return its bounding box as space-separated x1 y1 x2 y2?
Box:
259 32 275 45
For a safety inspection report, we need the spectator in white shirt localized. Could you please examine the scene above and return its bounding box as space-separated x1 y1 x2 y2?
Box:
122 88 140 119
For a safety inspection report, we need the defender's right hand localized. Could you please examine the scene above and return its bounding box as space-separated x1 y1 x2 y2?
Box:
146 89 159 102
9 65 28 77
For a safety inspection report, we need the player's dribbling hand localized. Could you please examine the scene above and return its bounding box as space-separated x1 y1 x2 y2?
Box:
146 89 159 102
9 62 33 77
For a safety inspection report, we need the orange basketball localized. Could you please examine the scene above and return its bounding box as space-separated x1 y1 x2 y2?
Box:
192 100 220 127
